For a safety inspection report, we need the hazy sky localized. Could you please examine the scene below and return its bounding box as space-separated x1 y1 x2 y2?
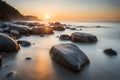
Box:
4 0 120 21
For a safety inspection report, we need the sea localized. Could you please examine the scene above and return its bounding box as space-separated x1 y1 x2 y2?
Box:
0 21 120 80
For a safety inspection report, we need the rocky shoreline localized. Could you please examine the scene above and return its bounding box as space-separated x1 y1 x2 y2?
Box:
0 21 117 73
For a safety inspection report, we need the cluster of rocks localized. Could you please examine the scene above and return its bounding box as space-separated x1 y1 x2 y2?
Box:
0 22 67 39
0 21 118 72
60 32 97 43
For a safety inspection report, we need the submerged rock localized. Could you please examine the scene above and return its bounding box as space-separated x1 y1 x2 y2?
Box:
50 43 89 72
17 40 31 47
71 32 97 43
25 57 32 60
104 48 117 55
59 34 70 40
6 71 15 79
0 33 20 52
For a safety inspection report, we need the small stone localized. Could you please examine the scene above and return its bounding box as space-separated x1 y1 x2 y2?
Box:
39 34 44 37
104 48 117 55
17 40 31 47
25 57 32 60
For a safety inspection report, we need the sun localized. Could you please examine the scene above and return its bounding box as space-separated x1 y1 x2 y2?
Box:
45 14 50 19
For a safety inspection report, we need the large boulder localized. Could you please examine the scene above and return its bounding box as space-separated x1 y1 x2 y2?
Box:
50 43 89 71
0 33 20 52
71 32 97 43
30 27 54 35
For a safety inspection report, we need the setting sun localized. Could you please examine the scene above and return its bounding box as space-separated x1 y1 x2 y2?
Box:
45 14 50 19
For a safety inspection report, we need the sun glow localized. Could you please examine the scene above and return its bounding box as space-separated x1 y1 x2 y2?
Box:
45 14 50 19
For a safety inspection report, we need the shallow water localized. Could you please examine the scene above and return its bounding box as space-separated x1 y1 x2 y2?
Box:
0 21 120 80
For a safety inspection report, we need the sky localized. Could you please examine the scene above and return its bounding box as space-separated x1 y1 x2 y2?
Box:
3 0 120 21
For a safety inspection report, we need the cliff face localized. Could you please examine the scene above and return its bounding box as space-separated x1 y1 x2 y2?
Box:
0 0 24 21
0 0 40 21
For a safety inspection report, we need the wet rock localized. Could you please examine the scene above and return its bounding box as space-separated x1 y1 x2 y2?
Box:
17 40 31 47
70 28 76 30
0 33 20 52
25 57 32 60
10 29 21 39
104 48 117 55
9 26 30 35
96 26 101 28
56 36 59 38
52 26 65 31
59 34 70 40
51 22 65 31
65 26 71 29
31 27 54 35
50 43 90 72
71 32 97 43
6 71 15 78
39 34 44 37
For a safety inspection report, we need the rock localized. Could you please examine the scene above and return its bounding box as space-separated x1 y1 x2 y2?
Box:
10 29 21 39
9 26 30 35
52 26 65 31
65 26 71 29
17 40 31 47
39 34 44 37
25 57 32 60
30 27 54 35
50 43 89 71
71 32 97 43
0 33 20 52
6 71 15 78
80 29 83 30
59 34 70 40
51 22 65 31
70 28 76 30
96 26 101 28
104 48 117 55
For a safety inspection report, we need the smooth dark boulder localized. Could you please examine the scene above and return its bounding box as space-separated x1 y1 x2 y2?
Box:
104 48 117 55
50 43 89 71
17 40 31 47
0 33 20 52
71 32 97 43
59 34 70 40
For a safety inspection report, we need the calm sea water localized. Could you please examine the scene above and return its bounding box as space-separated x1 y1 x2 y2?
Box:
0 21 120 80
